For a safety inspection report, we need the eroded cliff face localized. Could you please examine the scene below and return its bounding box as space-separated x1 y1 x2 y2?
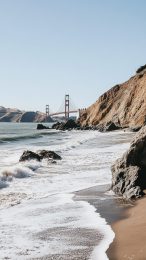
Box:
79 69 146 128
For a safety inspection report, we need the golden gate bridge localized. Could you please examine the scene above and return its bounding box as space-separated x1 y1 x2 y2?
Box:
46 94 86 121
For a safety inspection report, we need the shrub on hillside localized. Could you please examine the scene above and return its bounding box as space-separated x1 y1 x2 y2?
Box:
136 64 146 73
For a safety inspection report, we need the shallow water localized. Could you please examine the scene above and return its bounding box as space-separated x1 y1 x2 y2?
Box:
0 123 134 259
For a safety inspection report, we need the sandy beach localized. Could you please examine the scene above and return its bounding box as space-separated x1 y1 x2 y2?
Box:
107 196 146 260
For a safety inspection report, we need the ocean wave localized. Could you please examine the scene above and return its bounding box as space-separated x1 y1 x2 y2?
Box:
22 160 41 171
0 130 58 143
0 159 42 190
50 130 100 153
0 180 9 189
0 165 34 181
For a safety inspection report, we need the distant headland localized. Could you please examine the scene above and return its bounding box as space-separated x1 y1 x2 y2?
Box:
0 106 54 123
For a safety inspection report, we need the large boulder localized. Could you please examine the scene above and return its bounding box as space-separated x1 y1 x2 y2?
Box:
19 150 62 162
19 150 41 162
37 124 50 130
38 150 62 160
111 126 146 199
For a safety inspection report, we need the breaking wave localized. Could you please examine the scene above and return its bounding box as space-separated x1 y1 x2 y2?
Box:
0 159 42 190
0 165 34 187
0 130 58 143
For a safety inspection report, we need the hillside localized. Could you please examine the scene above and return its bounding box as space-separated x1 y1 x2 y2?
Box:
79 66 146 128
0 107 53 123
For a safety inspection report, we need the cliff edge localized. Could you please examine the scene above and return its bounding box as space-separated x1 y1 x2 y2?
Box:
79 66 146 128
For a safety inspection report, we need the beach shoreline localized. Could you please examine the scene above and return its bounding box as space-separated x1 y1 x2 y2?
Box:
75 185 146 260
74 185 132 260
107 196 146 260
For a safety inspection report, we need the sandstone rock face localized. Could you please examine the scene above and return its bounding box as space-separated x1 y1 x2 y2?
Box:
79 68 146 128
111 126 146 199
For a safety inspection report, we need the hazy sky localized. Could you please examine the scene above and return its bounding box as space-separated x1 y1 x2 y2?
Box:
0 0 146 112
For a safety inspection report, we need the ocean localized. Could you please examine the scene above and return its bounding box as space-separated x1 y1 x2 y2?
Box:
0 123 133 260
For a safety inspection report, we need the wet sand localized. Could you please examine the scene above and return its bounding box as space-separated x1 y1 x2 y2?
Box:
32 227 103 260
107 196 146 260
74 185 130 225
30 185 128 260
31 185 133 260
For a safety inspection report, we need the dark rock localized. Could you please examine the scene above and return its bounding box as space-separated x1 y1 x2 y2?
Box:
111 126 146 199
111 165 144 199
38 150 62 160
19 150 41 162
97 121 121 132
105 122 121 131
96 124 105 132
19 150 61 162
52 119 80 130
52 122 64 130
63 119 79 129
130 126 141 132
82 126 92 130
37 124 50 130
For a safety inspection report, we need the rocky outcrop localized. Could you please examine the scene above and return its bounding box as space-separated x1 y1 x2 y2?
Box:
19 151 41 162
130 126 142 132
37 124 50 130
52 119 80 130
111 126 146 199
38 150 62 160
97 121 121 132
79 67 146 129
19 150 62 162
0 106 54 123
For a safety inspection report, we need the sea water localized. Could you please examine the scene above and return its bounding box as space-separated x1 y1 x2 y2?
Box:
0 123 133 259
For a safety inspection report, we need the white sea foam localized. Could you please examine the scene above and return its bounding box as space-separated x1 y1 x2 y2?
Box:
1 165 33 179
0 193 114 259
32 130 101 153
21 160 41 171
89 208 115 260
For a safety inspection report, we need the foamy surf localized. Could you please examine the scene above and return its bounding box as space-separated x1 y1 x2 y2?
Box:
0 192 114 260
0 123 134 259
89 210 115 260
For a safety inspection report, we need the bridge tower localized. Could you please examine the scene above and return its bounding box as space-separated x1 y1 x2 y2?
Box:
46 105 49 121
65 94 69 120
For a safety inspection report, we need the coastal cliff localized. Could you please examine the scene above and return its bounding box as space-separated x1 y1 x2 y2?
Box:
0 106 53 123
79 66 146 128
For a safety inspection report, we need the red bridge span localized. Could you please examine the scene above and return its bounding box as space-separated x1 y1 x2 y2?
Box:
46 95 86 120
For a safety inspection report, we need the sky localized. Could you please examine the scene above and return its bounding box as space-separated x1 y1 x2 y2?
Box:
0 0 146 113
